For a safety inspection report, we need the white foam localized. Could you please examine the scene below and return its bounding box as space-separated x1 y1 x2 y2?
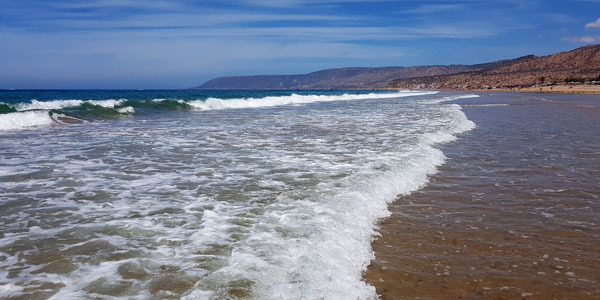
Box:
0 111 55 131
188 91 438 111
433 94 480 103
89 99 126 108
541 212 554 218
0 92 478 300
15 99 125 111
234 146 448 299
189 95 476 299
463 104 510 107
117 106 135 114
0 99 127 130
0 283 22 295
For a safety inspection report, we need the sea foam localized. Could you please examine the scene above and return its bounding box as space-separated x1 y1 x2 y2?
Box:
0 92 437 131
0 111 55 131
15 99 125 111
0 91 477 300
188 91 437 111
0 99 128 131
199 97 476 299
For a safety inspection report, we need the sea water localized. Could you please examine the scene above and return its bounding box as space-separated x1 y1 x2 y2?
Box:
0 90 476 299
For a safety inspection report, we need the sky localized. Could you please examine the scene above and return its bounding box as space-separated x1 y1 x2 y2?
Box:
1 0 599 89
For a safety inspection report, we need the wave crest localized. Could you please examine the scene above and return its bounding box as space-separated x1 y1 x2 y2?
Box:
188 91 438 111
0 111 56 131
15 99 125 111
0 91 441 131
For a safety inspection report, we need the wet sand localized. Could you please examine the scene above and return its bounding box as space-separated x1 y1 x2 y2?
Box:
476 85 600 94
366 93 600 299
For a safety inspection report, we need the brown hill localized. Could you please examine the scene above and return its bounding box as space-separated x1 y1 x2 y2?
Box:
194 58 526 90
386 44 600 90
195 65 483 90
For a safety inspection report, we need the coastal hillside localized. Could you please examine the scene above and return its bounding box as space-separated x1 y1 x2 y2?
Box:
195 44 600 90
194 60 517 90
386 44 600 90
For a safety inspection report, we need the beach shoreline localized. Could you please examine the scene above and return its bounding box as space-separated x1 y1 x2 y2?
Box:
472 85 600 94
416 84 600 95
365 92 600 299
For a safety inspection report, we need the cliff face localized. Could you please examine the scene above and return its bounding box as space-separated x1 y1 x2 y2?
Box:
386 45 600 89
195 65 490 90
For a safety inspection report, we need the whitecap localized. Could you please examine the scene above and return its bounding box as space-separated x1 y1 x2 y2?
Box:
188 91 438 111
0 111 55 131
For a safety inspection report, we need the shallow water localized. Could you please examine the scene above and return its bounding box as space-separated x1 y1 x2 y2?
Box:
0 90 476 299
366 93 600 299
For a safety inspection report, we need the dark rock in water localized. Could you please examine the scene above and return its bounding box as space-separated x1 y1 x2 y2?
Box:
56 116 83 124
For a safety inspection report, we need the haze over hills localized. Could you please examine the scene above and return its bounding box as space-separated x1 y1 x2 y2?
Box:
194 45 600 90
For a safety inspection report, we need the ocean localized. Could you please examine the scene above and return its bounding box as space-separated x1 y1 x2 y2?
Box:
3 90 598 300
0 90 477 299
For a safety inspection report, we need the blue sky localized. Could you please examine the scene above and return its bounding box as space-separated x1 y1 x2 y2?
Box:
1 0 599 89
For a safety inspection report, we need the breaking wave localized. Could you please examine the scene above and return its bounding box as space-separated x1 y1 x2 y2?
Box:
0 91 437 131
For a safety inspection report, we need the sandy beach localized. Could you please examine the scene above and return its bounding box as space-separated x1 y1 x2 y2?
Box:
366 93 600 299
476 85 600 94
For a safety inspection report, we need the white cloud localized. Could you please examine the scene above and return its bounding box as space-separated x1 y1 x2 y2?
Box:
563 36 600 43
585 18 600 28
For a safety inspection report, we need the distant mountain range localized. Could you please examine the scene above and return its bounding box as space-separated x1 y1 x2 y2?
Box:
193 44 600 90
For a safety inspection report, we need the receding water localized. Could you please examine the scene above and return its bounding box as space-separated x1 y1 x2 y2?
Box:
366 93 600 300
